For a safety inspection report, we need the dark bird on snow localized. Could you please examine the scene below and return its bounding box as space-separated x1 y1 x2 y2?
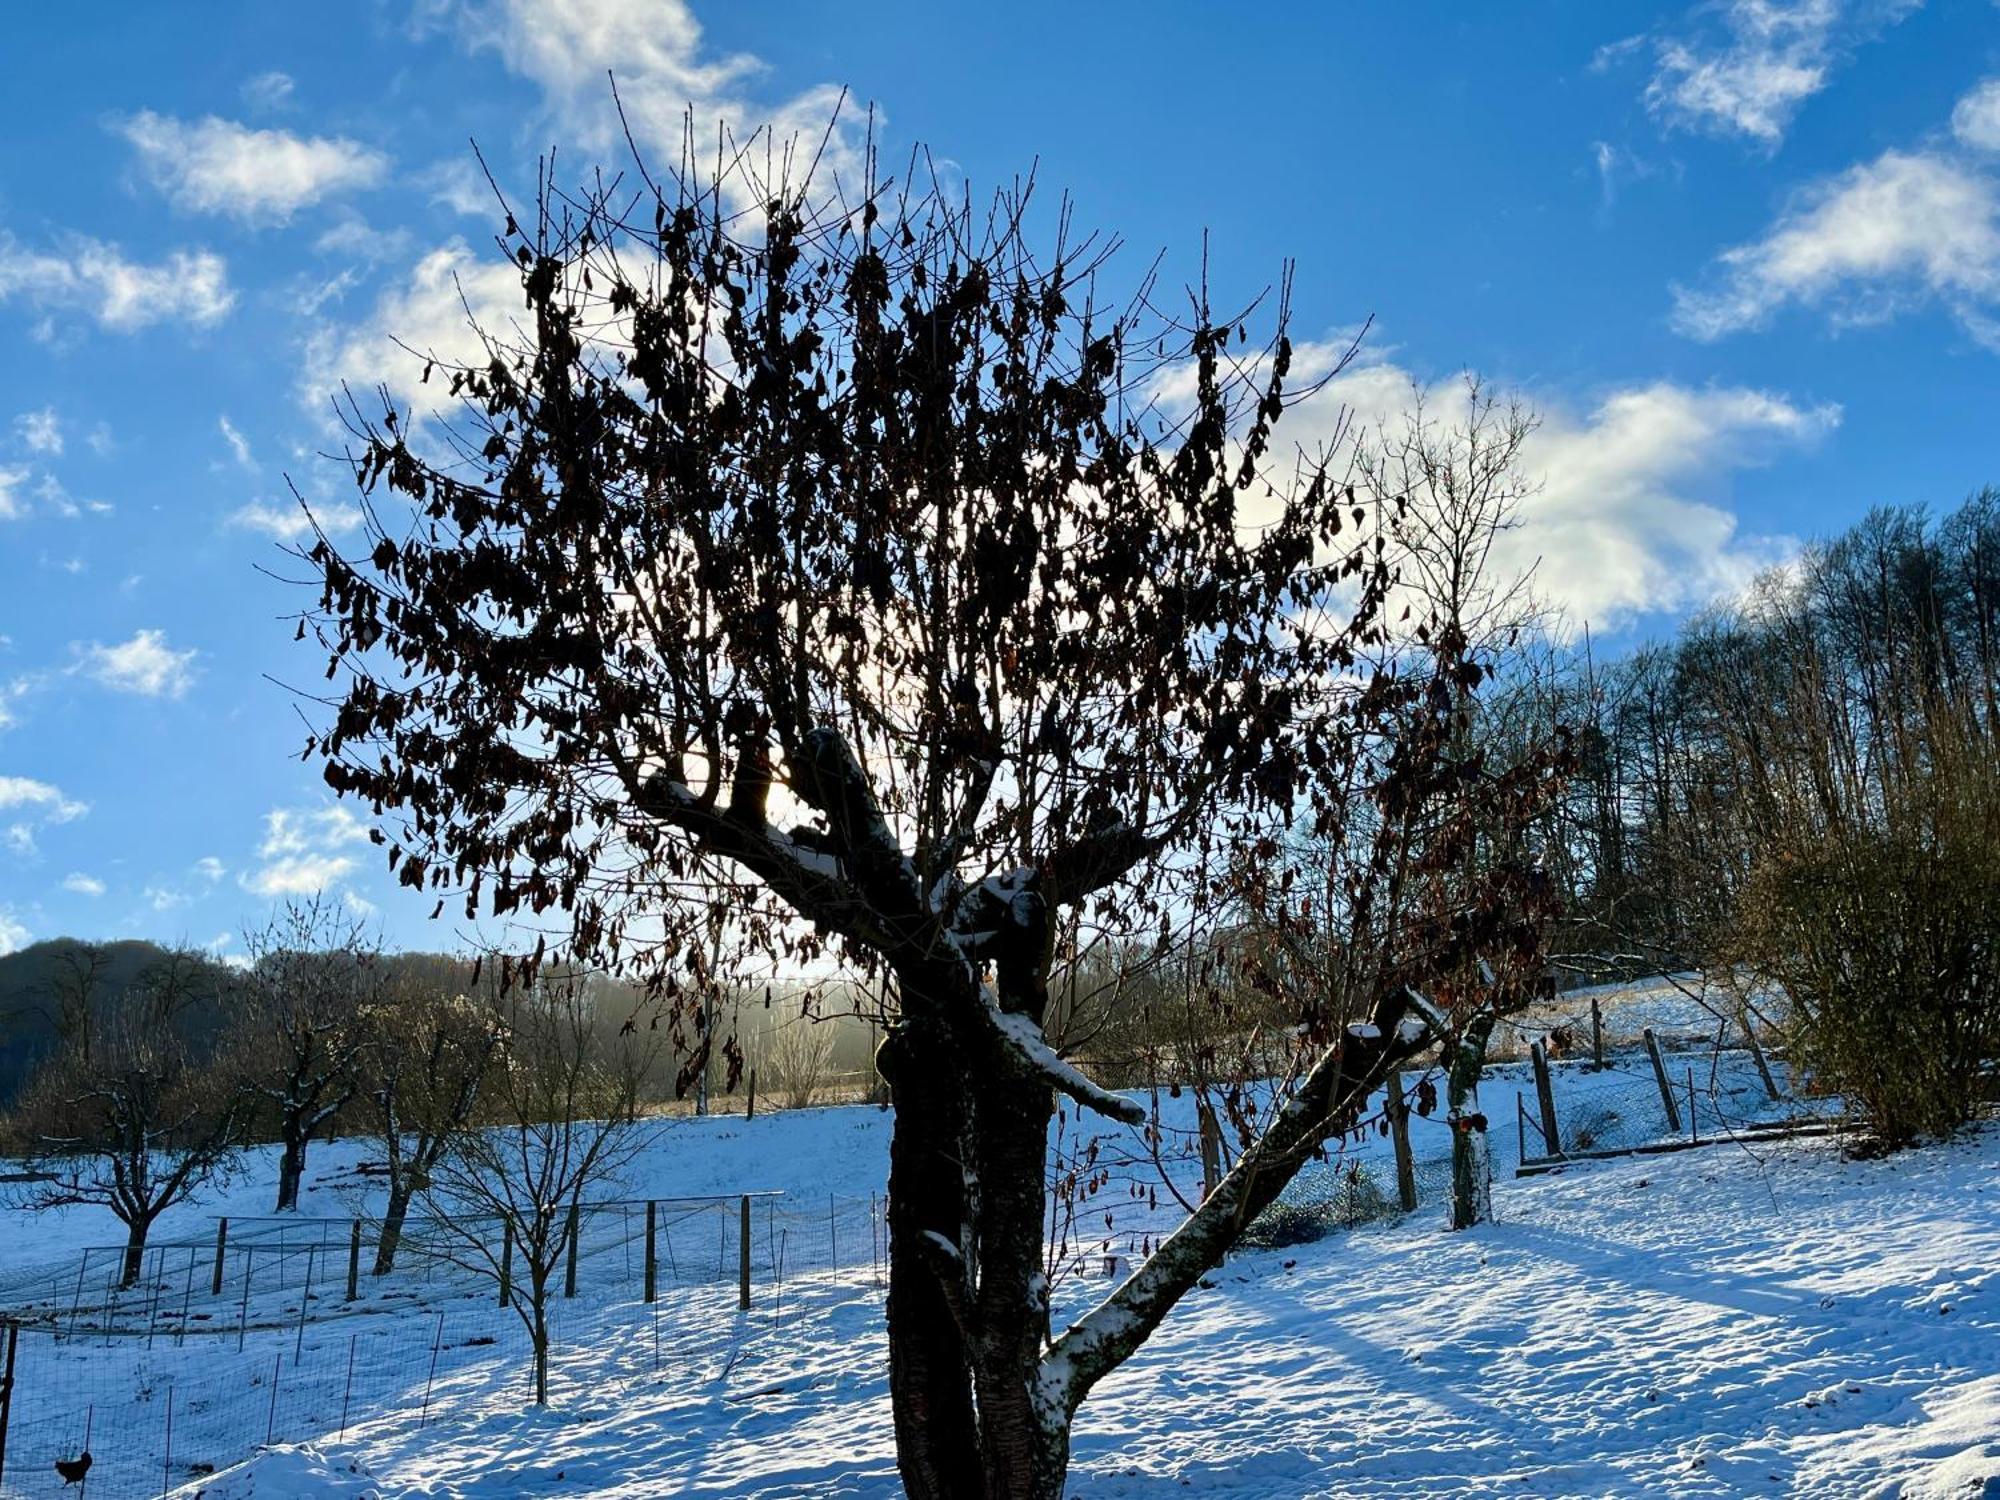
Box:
55 1450 93 1485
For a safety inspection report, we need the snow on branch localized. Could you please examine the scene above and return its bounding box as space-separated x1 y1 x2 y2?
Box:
983 992 1145 1126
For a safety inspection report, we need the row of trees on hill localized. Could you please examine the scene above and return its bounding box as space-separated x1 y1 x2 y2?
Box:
1502 492 2000 1143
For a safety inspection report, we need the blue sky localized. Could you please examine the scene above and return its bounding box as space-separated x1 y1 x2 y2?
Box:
2 0 1997 957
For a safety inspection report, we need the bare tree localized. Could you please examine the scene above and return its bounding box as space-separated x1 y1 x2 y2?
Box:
35 942 113 1068
419 977 650 1405
240 899 378 1212
297 130 1566 1497
14 947 245 1285
763 1018 838 1110
355 957 506 1274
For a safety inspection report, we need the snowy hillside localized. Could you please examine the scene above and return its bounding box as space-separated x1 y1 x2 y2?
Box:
1 1093 1994 1497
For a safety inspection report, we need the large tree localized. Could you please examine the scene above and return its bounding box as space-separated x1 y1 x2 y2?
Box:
299 138 1563 1497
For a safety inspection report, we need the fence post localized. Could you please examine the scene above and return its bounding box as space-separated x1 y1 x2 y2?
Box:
1385 1070 1418 1211
0 1318 18 1491
1591 996 1605 1070
1530 1040 1562 1157
1740 1012 1780 1100
419 1311 445 1429
211 1217 229 1297
738 1195 752 1311
162 1380 174 1498
347 1219 362 1302
237 1246 254 1353
644 1201 658 1304
1643 1027 1683 1133
1687 1067 1699 1144
499 1222 514 1309
747 1069 757 1120
339 1334 357 1439
295 1246 315 1360
564 1203 581 1300
265 1352 282 1444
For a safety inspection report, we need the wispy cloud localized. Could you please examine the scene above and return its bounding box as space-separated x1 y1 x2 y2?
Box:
243 804 372 898
0 773 90 859
73 628 199 698
1673 132 2000 346
116 111 389 225
61 871 106 896
15 407 61 456
0 230 233 332
1630 0 1919 149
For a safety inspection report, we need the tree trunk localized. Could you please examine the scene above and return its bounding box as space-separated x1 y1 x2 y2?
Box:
879 1016 983 1500
967 1062 1065 1500
374 1185 412 1276
275 1127 307 1213
120 1216 149 1288
532 1301 549 1406
1448 1010 1498 1232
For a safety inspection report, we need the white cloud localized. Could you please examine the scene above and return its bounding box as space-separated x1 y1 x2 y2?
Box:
227 497 361 541
0 466 27 521
445 0 859 199
61 872 106 896
244 804 372 899
1199 344 1836 628
244 853 360 897
0 773 89 859
418 158 494 218
260 805 371 859
219 415 256 471
116 112 389 226
241 70 296 113
193 856 226 881
0 231 233 331
0 774 89 822
0 907 28 954
16 407 61 455
1641 0 1918 147
74 628 199 698
1954 78 2000 153
1672 148 2000 343
301 240 526 416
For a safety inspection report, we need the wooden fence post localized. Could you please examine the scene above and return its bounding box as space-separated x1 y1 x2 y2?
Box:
564 1202 581 1299
1643 1027 1683 1133
211 1218 229 1297
1740 1012 1780 1100
738 1195 752 1311
643 1201 657 1304
499 1222 514 1309
1591 997 1605 1070
1530 1040 1562 1158
345 1220 361 1303
1198 1107 1222 1202
1385 1070 1418 1211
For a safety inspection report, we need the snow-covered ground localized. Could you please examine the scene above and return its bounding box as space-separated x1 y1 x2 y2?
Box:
1 1058 1992 1498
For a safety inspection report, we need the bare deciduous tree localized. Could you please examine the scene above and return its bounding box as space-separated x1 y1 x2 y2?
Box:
14 947 244 1285
419 978 650 1405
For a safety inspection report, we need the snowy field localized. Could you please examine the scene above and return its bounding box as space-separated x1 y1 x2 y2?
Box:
0 1057 1993 1497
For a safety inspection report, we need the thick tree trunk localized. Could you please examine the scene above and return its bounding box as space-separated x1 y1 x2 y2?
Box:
967 1064 1065 1500
374 1185 412 1276
880 1016 983 1500
275 1127 307 1213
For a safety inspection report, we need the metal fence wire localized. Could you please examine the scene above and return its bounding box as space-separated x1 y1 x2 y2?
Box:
0 1192 889 1500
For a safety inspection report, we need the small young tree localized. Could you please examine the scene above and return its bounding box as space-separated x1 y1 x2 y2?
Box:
764 1017 838 1110
240 899 378 1212
15 947 245 1285
419 977 650 1404
356 958 506 1274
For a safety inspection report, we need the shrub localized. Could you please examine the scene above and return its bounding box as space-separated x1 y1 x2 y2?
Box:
1732 719 2000 1147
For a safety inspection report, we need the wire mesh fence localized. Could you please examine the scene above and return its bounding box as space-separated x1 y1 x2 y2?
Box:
0 1191 888 1499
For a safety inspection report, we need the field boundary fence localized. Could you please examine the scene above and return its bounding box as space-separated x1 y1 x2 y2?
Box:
0 1191 888 1499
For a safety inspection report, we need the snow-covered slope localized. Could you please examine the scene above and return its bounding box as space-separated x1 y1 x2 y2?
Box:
113 1123 2000 1499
